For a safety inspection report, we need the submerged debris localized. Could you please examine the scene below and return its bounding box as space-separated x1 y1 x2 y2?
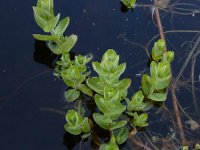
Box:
157 0 170 9
186 119 200 131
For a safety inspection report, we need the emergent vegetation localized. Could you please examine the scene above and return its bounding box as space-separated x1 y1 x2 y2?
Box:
33 0 174 149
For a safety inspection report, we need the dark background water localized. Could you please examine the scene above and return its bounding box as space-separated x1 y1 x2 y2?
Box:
0 0 200 149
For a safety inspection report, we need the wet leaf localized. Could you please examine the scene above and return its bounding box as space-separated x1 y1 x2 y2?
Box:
86 77 104 95
65 89 80 102
82 117 91 133
141 74 156 96
33 34 58 41
150 61 158 78
111 120 127 130
132 112 149 127
78 84 93 97
95 94 109 114
54 17 70 36
152 39 165 61
36 0 54 15
100 142 119 150
64 110 83 135
115 127 129 145
163 51 174 63
148 92 167 102
43 13 60 32
93 113 113 130
127 90 145 111
33 7 52 31
121 0 136 9
64 123 82 135
117 78 131 98
59 34 77 52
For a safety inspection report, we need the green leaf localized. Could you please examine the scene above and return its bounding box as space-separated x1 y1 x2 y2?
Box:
115 127 129 145
103 87 120 103
95 94 109 114
131 90 144 102
148 92 167 102
162 51 174 63
78 84 93 97
64 110 83 135
121 0 136 9
100 142 119 150
127 90 145 111
95 94 126 119
36 0 54 15
32 34 58 41
33 7 52 30
114 63 126 78
87 77 104 95
92 62 104 75
61 67 86 88
47 41 61 54
117 78 131 98
152 39 165 61
81 117 91 133
65 89 80 102
155 61 172 90
64 123 82 135
93 113 113 130
54 17 70 36
150 61 158 78
43 13 60 32
59 34 78 52
141 74 156 96
65 110 83 126
132 112 149 127
108 104 126 120
194 143 200 150
102 49 119 66
111 120 127 130
157 61 171 78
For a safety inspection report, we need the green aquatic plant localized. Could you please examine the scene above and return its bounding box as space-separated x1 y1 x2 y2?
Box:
33 0 92 137
121 0 136 9
32 0 174 149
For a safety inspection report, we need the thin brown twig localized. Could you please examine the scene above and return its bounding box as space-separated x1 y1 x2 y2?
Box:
170 86 186 144
153 0 165 41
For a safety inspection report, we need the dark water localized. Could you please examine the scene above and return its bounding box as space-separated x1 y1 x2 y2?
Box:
0 0 200 149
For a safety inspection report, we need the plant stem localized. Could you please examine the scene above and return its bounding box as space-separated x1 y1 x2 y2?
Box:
78 95 82 114
153 0 165 43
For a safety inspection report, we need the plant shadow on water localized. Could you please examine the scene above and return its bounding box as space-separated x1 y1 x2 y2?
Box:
34 40 58 68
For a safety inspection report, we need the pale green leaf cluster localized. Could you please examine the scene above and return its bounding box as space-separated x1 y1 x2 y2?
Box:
64 110 90 136
86 49 131 149
141 39 174 102
125 39 174 128
87 49 130 129
33 0 175 149
121 0 136 9
33 0 93 137
56 53 93 101
33 0 77 55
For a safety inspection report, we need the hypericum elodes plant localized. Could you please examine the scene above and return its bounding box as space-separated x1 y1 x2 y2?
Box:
32 0 174 149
